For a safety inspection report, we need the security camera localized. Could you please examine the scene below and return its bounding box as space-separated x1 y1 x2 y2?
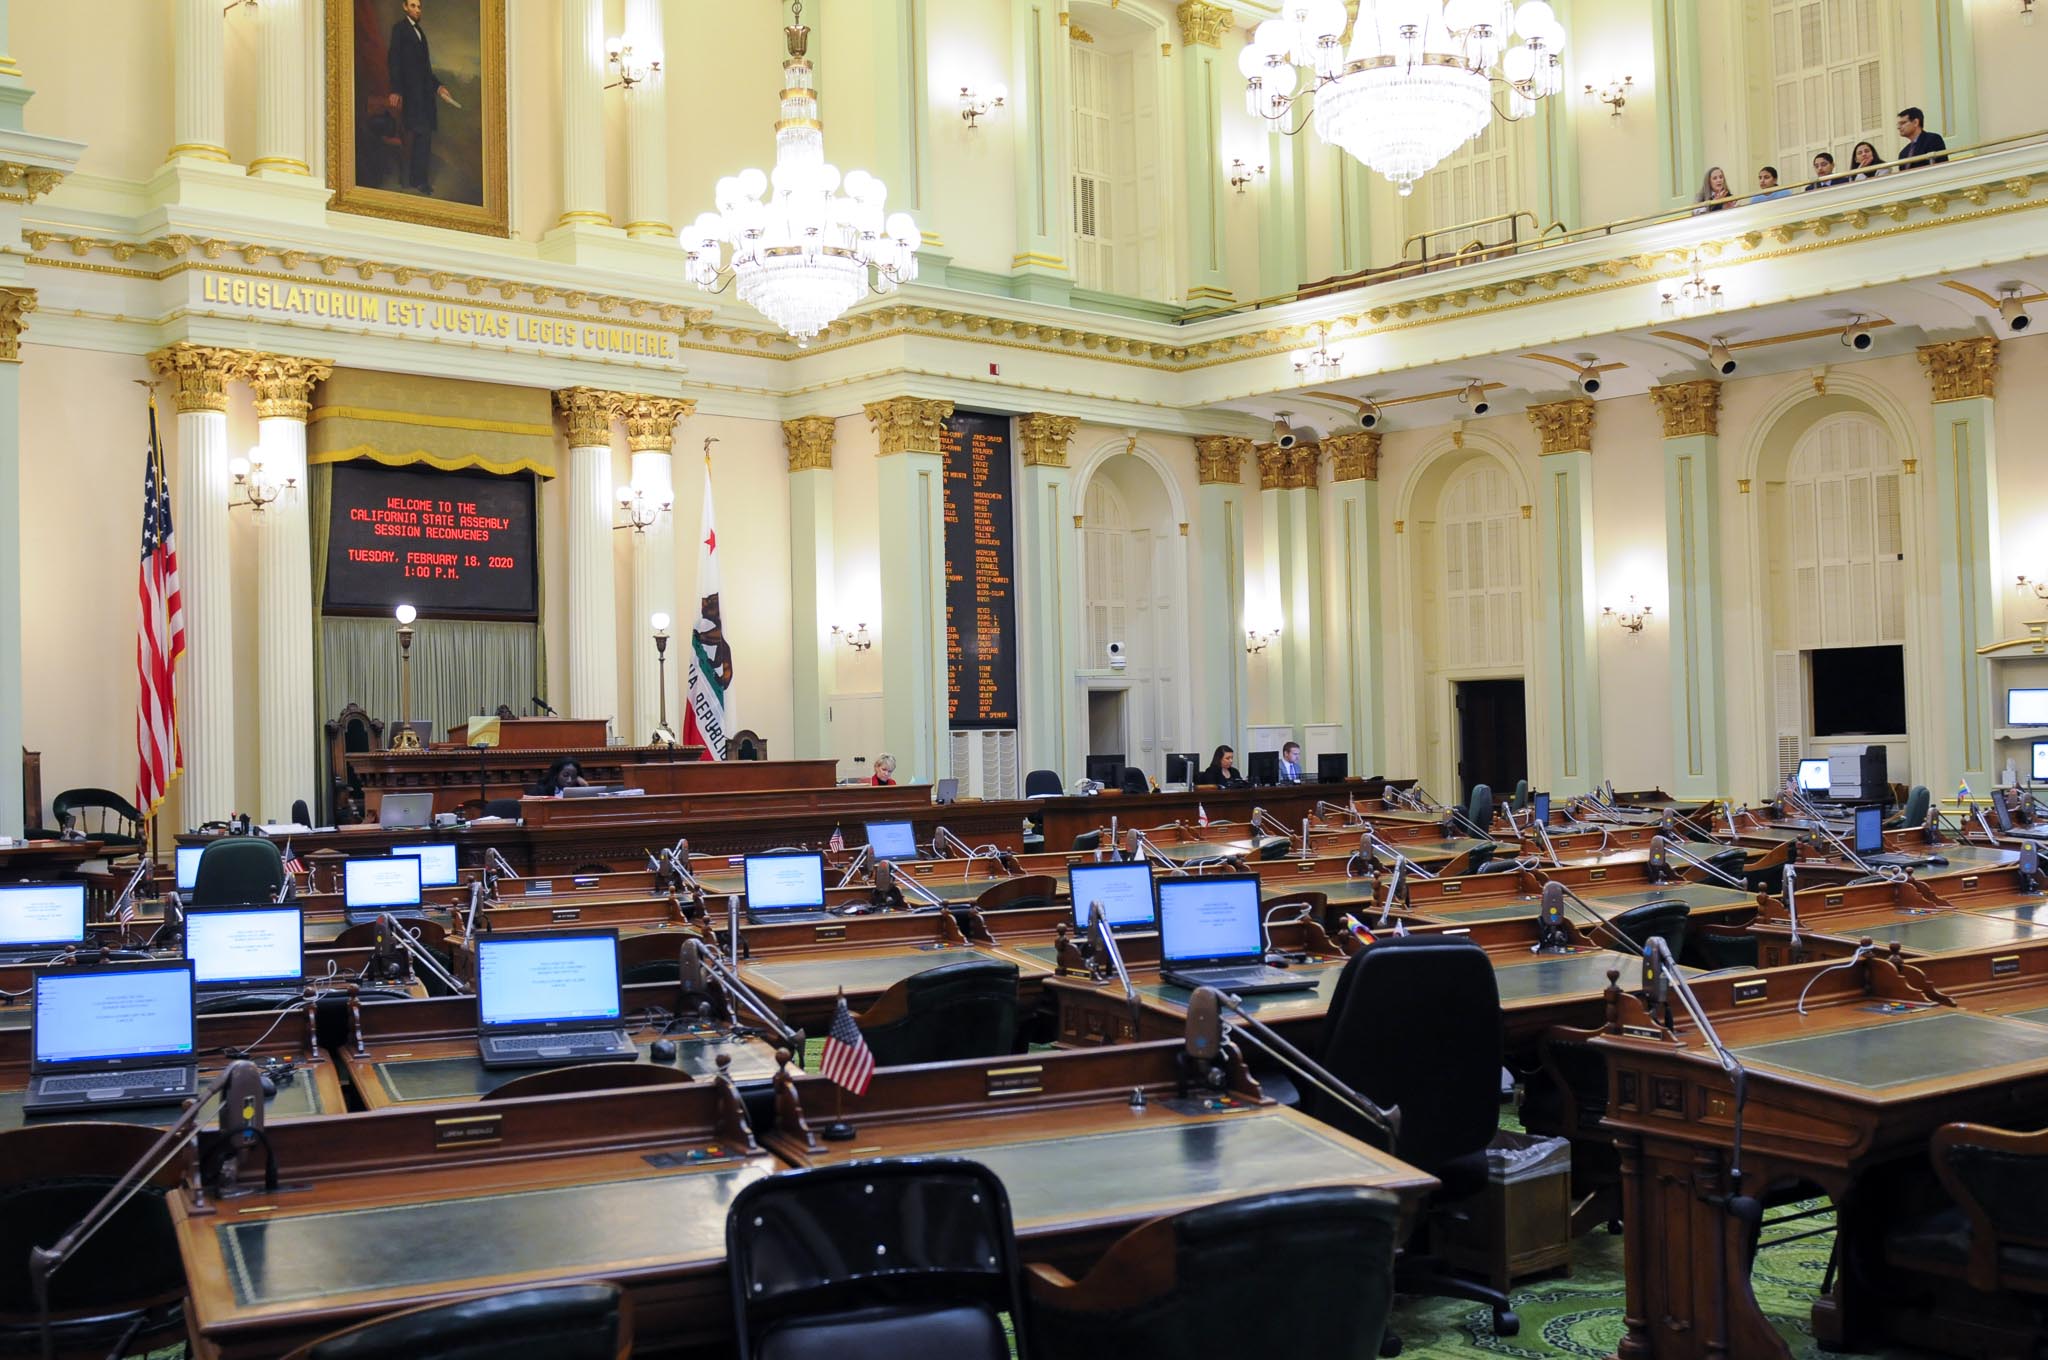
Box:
1359 400 1382 430
1841 318 1873 351
1107 640 1128 671
1575 364 1602 395
1272 411 1294 446
2001 289 2033 333
1459 381 1490 416
1707 339 1737 375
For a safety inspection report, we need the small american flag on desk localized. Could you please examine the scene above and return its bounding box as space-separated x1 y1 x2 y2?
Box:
281 841 306 878
820 990 874 1095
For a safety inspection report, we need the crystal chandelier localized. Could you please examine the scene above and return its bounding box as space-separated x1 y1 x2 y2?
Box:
1659 250 1724 318
1241 0 1568 196
681 1 919 343
1291 325 1346 382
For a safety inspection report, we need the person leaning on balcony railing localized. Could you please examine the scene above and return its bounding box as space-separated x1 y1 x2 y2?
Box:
1847 140 1888 181
1897 107 1948 168
1803 151 1839 192
1691 165 1734 215
1753 165 1793 202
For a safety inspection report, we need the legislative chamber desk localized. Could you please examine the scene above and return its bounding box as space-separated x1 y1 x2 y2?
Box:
1397 862 1762 933
1588 940 2048 1359
1746 864 2048 966
0 837 105 877
170 1038 1430 1359
1034 782 1380 851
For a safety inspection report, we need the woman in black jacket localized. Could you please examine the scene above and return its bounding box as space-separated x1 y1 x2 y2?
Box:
1198 745 1246 789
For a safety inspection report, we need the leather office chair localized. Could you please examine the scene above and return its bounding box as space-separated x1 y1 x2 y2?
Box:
972 875 1056 915
0 1124 187 1358
1026 1186 1401 1360
1465 784 1495 835
481 1063 688 1101
1255 835 1292 861
1889 784 1933 830
483 798 524 819
50 787 145 850
1024 769 1063 799
281 1283 631 1360
1888 1122 2048 1297
1473 858 1523 874
1071 830 1103 853
1512 779 1530 813
191 836 287 906
858 959 1020 1067
726 1158 1026 1360
618 931 687 984
1606 901 1690 960
1119 767 1151 795
1309 934 1517 1349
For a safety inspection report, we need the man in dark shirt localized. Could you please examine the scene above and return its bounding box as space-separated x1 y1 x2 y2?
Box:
387 0 454 193
1897 107 1948 168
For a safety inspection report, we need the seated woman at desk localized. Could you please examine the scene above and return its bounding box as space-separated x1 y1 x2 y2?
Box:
1198 745 1247 789
870 753 898 786
536 756 590 796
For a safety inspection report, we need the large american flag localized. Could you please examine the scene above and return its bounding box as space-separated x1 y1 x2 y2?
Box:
136 399 184 816
820 991 875 1095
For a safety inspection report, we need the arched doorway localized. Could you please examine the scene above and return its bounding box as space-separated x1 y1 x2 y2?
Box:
1075 449 1188 782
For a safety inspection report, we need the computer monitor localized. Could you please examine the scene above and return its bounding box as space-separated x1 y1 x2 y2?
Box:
184 905 304 989
342 855 423 913
1247 750 1281 786
1164 752 1202 786
1853 805 1885 857
2034 741 2048 784
1317 753 1349 784
1085 754 1125 789
175 845 206 893
0 882 87 949
1068 861 1158 933
475 930 624 1031
742 852 828 915
1532 791 1551 827
391 843 460 888
1156 875 1263 965
2011 689 2048 727
378 792 436 829
865 820 919 861
1795 758 1831 794
32 962 195 1070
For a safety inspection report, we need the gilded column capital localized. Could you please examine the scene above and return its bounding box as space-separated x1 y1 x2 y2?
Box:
864 397 955 456
1528 398 1596 455
783 416 837 472
1175 1 1232 48
1327 431 1382 482
239 353 335 421
1193 434 1251 485
553 386 622 448
1017 412 1081 467
0 287 33 363
619 395 697 453
1650 380 1721 439
1282 442 1323 490
147 341 238 412
1917 337 2000 402
1254 441 1285 490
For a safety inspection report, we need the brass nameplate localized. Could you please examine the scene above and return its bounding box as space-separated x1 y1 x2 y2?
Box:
1824 893 1844 908
1440 880 1463 895
573 875 599 887
1296 859 1316 873
1963 876 1980 890
813 923 847 943
914 863 935 876
528 880 554 895
550 907 581 923
1589 867 1608 881
436 1114 502 1150
985 1064 1044 1099
1732 979 1769 1005
1620 1025 1666 1040
1993 954 2022 978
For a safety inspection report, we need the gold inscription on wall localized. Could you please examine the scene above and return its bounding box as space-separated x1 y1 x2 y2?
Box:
198 274 678 360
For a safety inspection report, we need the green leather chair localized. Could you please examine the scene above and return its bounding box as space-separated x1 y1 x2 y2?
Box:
1608 900 1691 961
858 959 1020 1067
1512 779 1530 812
1466 783 1495 834
282 1283 630 1360
191 836 287 906
1888 784 1932 830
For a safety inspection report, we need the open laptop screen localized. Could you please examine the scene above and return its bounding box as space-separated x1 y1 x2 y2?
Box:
1069 862 1157 931
1157 876 1263 964
344 856 423 912
1796 758 1830 793
865 821 918 862
175 845 205 892
185 906 304 988
475 932 623 1030
743 853 827 914
392 843 460 888
33 963 195 1068
0 882 87 949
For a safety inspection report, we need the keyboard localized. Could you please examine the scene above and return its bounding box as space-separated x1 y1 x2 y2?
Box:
486 1030 630 1054
1163 964 1318 996
195 990 306 1015
37 1067 192 1098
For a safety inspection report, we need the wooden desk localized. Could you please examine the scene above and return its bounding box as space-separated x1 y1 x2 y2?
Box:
347 1023 783 1111
740 941 1055 1033
1035 784 1371 851
0 838 105 876
447 717 610 748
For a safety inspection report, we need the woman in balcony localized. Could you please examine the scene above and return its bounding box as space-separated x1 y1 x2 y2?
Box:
1691 165 1734 214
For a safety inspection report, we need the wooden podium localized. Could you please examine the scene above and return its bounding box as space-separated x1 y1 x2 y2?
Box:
446 717 610 749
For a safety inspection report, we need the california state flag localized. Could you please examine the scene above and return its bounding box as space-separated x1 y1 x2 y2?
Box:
683 459 732 759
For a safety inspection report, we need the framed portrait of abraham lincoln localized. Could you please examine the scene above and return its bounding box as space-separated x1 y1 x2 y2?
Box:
324 0 509 236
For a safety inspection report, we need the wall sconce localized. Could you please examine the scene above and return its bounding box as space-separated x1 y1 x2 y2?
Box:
391 604 422 750
1227 158 1266 193
1603 596 1654 634
1245 625 1281 655
1584 75 1633 118
832 622 873 652
959 84 1006 129
228 449 295 514
605 38 661 91
649 613 678 746
2017 575 2048 602
615 483 673 534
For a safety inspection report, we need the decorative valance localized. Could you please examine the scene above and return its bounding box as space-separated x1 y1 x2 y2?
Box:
307 369 559 478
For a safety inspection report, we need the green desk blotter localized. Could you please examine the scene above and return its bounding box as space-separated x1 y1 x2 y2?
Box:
219 1164 767 1308
2 1066 324 1131
975 1113 1400 1227
373 1037 780 1104
1586 883 1753 912
744 948 995 994
1733 1010 2048 1090
1430 900 1546 924
1851 915 2044 952
1154 840 1259 861
1143 963 1345 1015
2003 1006 2048 1028
1373 839 1489 863
1262 877 1379 905
1492 952 1648 1003
0 1007 27 1031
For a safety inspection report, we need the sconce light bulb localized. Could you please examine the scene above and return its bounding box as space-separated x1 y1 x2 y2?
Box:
395 604 418 626
651 612 671 632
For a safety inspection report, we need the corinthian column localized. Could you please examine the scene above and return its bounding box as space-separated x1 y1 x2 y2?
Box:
1015 413 1079 776
1193 435 1252 755
559 0 610 226
1529 399 1600 795
170 0 229 163
785 417 837 759
248 0 310 177
621 0 670 238
0 289 30 836
1652 379 1726 798
866 397 954 783
148 343 239 825
553 388 621 727
620 396 694 743
1919 338 2003 793
1326 432 1383 775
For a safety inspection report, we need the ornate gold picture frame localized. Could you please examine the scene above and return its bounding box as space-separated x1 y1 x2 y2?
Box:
324 0 508 237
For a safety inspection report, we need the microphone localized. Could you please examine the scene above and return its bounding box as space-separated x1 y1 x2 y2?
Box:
2021 841 2043 895
530 695 558 717
1532 885 1572 953
1539 880 1651 956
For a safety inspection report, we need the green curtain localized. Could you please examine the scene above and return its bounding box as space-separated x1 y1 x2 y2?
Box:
320 616 539 741
309 465 334 818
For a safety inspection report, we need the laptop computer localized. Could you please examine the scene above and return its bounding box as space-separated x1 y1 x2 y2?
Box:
184 904 305 1009
0 882 88 963
1069 861 1157 934
24 960 200 1114
865 820 919 862
1856 803 1945 868
1157 874 1316 995
743 851 831 925
378 792 437 830
392 842 461 888
934 778 960 805
475 928 637 1068
175 844 206 896
343 855 425 924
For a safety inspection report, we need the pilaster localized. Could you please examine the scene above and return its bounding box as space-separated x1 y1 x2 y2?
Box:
553 387 622 727
249 0 309 178
621 0 671 238
1015 413 1081 777
0 287 25 833
1194 435 1252 755
1257 440 1325 734
547 0 613 249
1920 338 2001 792
1009 3 1073 304
619 396 693 744
785 417 837 760
1652 379 1725 798
867 398 954 784
1530 399 1600 795
170 0 229 163
1327 432 1383 776
1175 2 1232 304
